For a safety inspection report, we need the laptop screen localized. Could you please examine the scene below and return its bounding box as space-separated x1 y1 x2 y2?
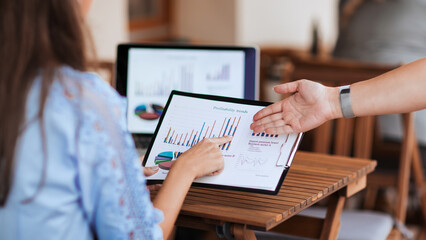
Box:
116 44 258 135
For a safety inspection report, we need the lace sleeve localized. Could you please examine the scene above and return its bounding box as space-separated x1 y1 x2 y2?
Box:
69 70 163 240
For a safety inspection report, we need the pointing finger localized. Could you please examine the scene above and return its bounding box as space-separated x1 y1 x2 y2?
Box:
208 136 233 145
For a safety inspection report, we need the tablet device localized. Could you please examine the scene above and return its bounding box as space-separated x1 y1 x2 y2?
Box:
142 91 303 195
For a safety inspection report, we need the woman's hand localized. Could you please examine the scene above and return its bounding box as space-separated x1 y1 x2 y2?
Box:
250 80 341 134
153 135 232 239
174 136 232 179
140 155 162 191
143 166 162 191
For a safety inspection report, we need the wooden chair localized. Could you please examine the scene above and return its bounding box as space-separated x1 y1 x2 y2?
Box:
258 48 424 238
280 55 425 239
259 47 309 101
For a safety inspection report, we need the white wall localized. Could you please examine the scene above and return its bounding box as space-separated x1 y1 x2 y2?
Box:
85 1 338 57
87 0 129 60
236 0 338 52
173 0 338 52
173 0 237 44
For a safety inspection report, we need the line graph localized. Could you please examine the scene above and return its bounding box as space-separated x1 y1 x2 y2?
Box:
235 154 268 170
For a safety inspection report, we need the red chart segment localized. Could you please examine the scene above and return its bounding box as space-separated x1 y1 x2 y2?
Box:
134 103 164 120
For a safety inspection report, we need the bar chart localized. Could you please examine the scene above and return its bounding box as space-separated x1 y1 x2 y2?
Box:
134 65 194 97
251 132 279 138
206 64 230 81
163 116 241 151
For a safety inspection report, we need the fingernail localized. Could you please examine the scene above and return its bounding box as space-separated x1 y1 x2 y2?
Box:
151 166 159 171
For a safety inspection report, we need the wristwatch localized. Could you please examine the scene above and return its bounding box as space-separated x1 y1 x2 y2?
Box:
339 85 355 118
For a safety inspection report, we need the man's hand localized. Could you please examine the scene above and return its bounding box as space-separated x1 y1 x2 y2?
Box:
250 80 340 134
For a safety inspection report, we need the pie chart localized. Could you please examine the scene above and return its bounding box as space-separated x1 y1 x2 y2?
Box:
158 160 176 170
134 103 164 120
154 151 182 170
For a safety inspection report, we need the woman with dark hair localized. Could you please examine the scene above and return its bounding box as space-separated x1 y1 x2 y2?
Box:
0 0 230 239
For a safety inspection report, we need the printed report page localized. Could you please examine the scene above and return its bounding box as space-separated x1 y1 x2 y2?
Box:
144 94 301 191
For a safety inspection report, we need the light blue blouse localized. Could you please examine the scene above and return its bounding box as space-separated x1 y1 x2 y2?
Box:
0 67 163 240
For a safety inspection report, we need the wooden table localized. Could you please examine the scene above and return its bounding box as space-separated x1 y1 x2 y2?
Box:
151 151 377 240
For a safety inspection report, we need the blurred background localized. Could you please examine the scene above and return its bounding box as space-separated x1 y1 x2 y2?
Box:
87 0 337 61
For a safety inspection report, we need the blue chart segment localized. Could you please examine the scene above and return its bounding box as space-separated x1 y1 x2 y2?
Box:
163 116 241 151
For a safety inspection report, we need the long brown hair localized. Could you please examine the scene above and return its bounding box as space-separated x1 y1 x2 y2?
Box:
0 0 92 206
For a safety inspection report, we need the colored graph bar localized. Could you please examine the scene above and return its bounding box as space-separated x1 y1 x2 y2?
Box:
182 133 187 146
191 131 198 146
218 118 226 137
206 64 230 81
227 117 236 135
197 122 205 143
222 117 235 150
177 134 183 145
168 130 175 143
164 127 171 143
203 126 209 140
225 116 241 150
187 130 194 146
209 120 216 138
222 118 230 137
250 131 279 138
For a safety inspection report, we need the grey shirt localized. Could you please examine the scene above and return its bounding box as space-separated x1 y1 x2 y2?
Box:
333 0 426 145
334 0 426 64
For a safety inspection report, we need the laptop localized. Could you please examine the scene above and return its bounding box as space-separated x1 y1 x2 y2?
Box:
115 43 259 151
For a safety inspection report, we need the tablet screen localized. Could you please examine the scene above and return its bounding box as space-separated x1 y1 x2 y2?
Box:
142 91 303 194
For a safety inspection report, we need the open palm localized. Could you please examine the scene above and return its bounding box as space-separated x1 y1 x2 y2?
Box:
251 80 338 134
